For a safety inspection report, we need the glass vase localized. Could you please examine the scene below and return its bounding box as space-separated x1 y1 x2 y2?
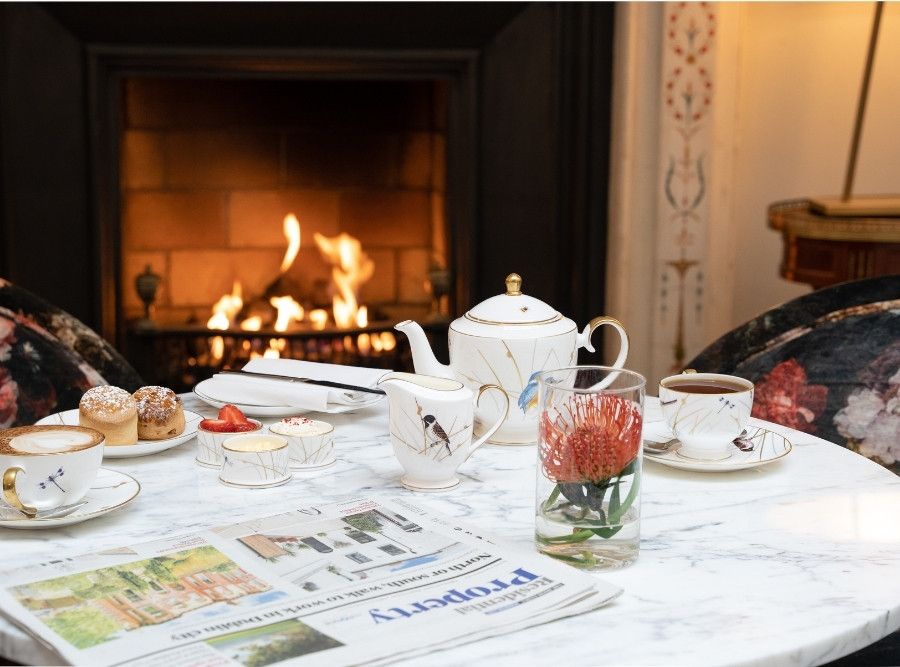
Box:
535 366 645 570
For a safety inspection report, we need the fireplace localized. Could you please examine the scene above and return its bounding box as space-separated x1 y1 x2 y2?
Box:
1 2 616 386
117 74 450 387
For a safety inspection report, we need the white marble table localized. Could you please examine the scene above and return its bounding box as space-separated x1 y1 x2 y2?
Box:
1 395 899 667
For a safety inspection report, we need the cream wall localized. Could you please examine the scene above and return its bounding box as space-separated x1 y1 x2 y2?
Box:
726 1 900 325
608 2 900 386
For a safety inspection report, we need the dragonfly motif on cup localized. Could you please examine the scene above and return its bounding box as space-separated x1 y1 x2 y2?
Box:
38 467 66 493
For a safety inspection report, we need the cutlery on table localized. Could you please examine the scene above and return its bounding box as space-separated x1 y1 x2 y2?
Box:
218 369 386 396
12 500 88 520
643 430 751 454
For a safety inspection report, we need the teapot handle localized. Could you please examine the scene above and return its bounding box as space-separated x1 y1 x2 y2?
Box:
465 384 509 459
578 315 629 368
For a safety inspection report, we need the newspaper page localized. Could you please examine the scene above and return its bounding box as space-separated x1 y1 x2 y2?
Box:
0 497 621 666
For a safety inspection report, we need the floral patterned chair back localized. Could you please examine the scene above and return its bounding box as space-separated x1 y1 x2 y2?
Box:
0 278 143 428
686 275 900 475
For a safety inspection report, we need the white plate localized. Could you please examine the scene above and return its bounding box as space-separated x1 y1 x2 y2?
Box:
192 380 384 417
36 409 202 458
0 468 140 529
643 420 792 472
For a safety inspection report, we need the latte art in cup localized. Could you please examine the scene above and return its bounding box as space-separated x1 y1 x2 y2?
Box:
0 425 103 455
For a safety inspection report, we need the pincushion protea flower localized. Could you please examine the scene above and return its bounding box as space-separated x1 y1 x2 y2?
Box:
540 393 642 483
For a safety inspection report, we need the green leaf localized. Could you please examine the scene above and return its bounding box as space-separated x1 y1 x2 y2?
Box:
591 525 623 539
609 479 622 517
608 469 640 525
541 484 562 512
536 529 595 544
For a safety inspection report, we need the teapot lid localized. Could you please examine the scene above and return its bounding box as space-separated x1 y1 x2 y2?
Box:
464 274 562 326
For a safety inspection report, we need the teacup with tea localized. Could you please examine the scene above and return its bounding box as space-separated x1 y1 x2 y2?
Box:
0 425 104 515
658 372 754 460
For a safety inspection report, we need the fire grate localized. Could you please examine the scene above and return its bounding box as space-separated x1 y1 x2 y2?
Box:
125 322 441 393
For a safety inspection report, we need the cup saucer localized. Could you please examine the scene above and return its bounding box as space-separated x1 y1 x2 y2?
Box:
400 476 460 492
0 468 140 528
643 421 792 472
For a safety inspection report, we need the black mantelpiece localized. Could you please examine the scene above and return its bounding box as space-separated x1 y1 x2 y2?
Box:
0 2 614 347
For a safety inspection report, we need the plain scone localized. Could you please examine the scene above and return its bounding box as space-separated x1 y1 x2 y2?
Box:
79 385 138 445
134 386 185 440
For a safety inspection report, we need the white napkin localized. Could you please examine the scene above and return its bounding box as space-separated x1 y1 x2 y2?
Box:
198 359 390 412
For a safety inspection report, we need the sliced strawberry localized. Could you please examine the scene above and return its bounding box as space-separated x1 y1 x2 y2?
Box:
218 404 249 424
200 418 259 433
200 419 232 432
229 421 259 432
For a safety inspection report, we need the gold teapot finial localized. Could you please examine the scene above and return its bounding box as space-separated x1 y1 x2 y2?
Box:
505 273 522 296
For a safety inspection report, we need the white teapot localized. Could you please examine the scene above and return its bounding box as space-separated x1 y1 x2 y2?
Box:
395 273 628 444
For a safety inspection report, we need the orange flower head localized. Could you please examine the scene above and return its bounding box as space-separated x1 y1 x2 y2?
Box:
540 393 642 483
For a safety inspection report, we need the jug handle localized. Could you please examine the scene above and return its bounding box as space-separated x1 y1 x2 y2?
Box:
465 384 509 459
579 315 629 368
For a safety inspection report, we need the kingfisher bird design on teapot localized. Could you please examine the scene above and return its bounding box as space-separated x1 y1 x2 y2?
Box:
395 273 629 444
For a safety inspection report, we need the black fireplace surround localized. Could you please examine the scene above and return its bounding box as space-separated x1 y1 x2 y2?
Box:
0 2 614 352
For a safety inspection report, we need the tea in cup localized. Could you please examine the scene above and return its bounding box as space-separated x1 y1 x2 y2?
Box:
0 425 104 515
378 372 509 491
658 372 754 460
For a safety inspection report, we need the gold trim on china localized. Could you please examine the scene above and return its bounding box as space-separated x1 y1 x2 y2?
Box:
0 469 141 523
463 312 563 326
3 467 36 516
217 475 292 489
505 273 523 295
452 320 572 335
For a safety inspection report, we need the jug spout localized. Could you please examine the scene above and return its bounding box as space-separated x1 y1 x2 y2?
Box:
394 320 454 379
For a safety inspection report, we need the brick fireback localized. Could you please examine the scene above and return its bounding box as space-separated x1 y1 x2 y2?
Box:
120 77 447 326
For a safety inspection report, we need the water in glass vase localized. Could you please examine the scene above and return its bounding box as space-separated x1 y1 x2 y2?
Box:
536 491 640 570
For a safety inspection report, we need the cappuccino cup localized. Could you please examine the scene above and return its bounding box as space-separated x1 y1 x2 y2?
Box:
0 425 104 515
658 372 754 460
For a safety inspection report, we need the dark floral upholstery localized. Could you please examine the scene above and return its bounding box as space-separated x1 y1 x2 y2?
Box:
686 275 900 475
0 278 143 427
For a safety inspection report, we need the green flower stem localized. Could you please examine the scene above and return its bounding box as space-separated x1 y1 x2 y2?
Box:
608 470 640 525
540 468 641 544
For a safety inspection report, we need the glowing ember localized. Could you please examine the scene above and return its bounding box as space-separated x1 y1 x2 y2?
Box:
207 281 243 330
309 308 328 330
314 232 374 328
279 213 301 273
240 316 262 331
380 331 396 351
270 295 304 332
209 336 225 362
357 332 371 355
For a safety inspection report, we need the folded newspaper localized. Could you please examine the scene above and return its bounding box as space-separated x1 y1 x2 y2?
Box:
0 498 622 666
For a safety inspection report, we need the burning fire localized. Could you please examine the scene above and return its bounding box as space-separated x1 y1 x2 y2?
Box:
270 296 304 332
207 281 243 330
205 213 377 347
279 214 301 273
314 232 374 328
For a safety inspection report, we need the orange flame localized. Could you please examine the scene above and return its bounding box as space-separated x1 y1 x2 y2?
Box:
279 214 301 273
314 232 374 328
309 308 328 330
270 296 304 332
207 281 243 330
240 316 262 331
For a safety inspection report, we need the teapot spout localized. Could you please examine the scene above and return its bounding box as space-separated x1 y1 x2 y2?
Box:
394 320 454 379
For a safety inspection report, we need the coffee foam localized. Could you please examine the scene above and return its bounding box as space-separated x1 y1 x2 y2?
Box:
0 425 103 455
